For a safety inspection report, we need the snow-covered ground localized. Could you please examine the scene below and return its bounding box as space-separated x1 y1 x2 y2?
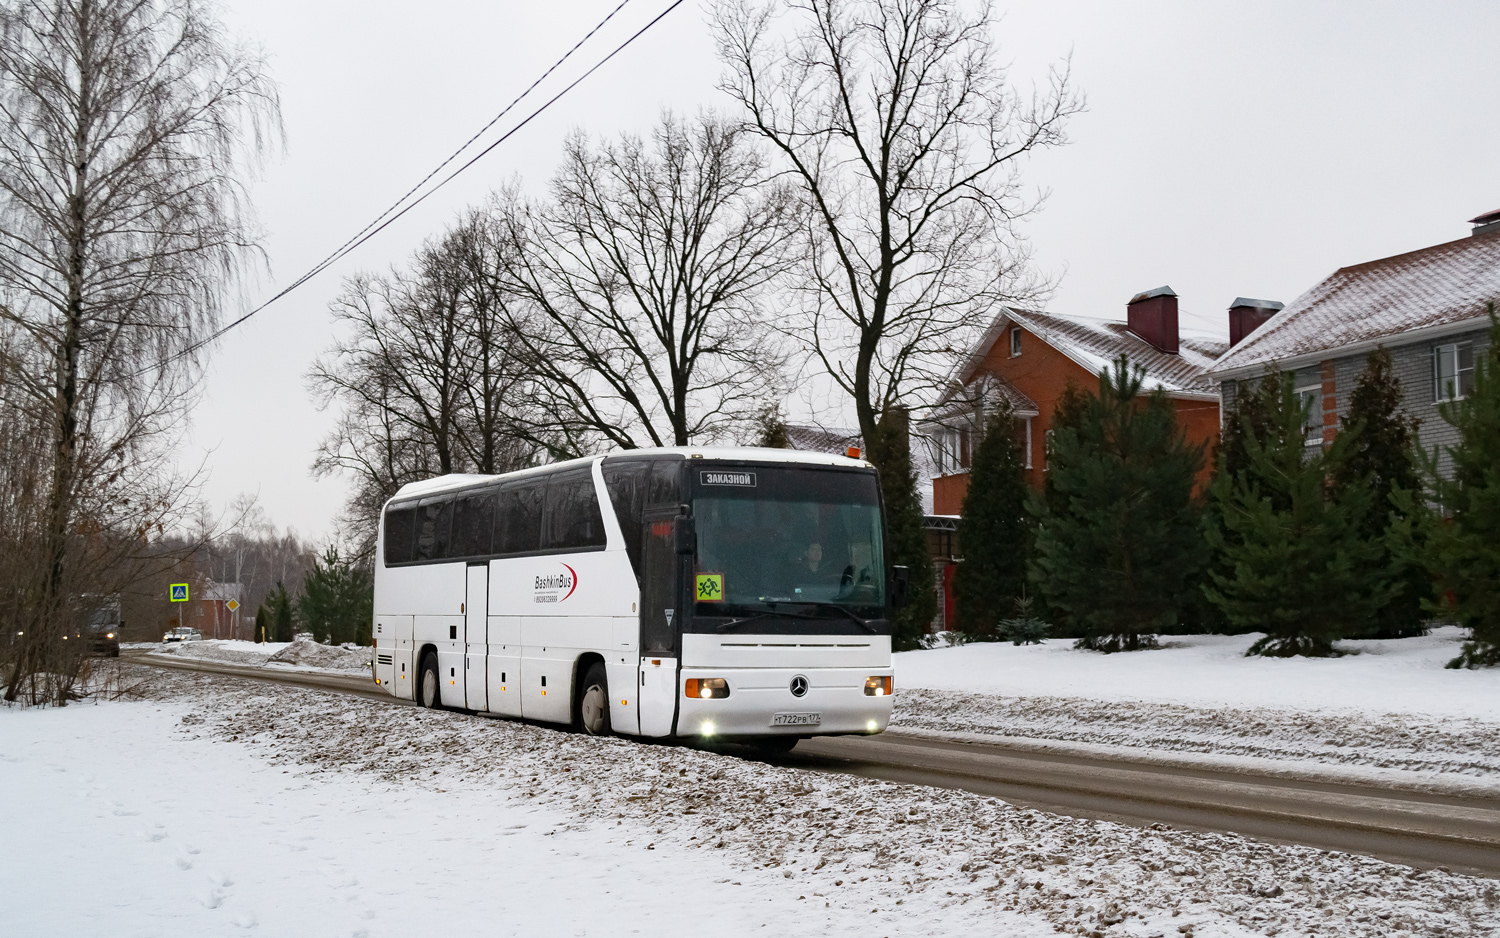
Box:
143 638 372 673
4 667 1495 937
891 628 1500 783
895 628 1498 718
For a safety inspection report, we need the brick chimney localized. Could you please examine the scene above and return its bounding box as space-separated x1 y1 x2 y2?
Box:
1227 297 1284 346
1470 208 1500 237
1126 285 1179 354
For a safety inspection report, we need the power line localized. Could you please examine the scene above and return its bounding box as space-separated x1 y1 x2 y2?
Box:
151 0 683 375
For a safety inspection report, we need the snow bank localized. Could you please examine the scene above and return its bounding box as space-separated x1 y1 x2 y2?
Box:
894 626 1500 720
266 639 371 672
97 667 1500 938
151 639 284 667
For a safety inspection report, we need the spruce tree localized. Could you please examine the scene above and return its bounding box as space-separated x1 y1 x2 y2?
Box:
1330 347 1432 639
1431 307 1500 668
867 406 936 650
1029 356 1206 651
296 548 374 645
266 582 294 643
1206 375 1388 656
953 404 1031 639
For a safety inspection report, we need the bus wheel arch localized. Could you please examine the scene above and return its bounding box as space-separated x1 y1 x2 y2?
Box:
573 654 610 736
417 646 440 709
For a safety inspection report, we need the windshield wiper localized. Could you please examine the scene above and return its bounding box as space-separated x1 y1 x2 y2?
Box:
716 608 825 633
800 602 878 633
715 602 877 634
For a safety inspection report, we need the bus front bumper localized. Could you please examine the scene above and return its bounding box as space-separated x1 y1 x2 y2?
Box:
676 667 894 738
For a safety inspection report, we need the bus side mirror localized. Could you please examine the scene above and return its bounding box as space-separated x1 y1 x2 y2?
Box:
674 515 696 555
890 565 910 609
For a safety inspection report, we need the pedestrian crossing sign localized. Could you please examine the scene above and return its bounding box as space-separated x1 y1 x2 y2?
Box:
170 583 189 602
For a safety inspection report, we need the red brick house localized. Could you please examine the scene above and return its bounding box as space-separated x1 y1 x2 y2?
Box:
922 287 1258 515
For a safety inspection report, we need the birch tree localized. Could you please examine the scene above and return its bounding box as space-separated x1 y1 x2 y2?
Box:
0 0 278 702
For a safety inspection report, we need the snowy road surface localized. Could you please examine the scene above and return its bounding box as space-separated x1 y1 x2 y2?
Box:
7 667 1497 937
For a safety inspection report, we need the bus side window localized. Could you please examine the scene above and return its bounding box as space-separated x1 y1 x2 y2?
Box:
602 460 649 576
384 507 416 565
451 489 497 559
542 468 606 551
646 459 681 509
416 499 453 562
496 481 542 555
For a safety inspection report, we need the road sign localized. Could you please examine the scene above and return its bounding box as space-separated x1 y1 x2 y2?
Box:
695 573 724 602
226 599 239 612
169 583 189 602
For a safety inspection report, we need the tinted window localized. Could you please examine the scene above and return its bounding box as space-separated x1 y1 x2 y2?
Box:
542 468 606 550
602 460 649 576
415 499 453 561
384 506 416 565
646 459 682 509
451 489 497 558
495 481 543 554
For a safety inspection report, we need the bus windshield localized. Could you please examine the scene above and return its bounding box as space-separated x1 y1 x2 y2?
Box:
692 466 885 617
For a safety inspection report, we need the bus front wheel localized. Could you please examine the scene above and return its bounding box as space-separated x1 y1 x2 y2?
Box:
418 653 441 709
575 662 611 736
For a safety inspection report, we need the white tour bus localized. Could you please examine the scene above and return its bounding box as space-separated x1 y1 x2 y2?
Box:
371 447 905 751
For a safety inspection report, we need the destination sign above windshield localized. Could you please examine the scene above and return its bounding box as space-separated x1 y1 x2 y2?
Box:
699 470 756 487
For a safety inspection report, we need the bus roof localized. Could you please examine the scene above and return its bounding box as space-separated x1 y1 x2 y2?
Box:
386 446 872 504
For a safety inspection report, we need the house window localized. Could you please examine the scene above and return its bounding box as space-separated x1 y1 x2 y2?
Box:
1296 385 1322 446
1435 342 1475 401
1043 428 1054 470
1010 328 1023 357
1024 417 1033 470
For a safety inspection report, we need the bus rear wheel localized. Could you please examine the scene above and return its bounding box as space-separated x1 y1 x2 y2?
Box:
575 662 611 736
418 653 441 709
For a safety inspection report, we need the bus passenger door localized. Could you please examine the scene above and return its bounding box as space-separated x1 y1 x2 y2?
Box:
638 511 680 737
465 564 488 711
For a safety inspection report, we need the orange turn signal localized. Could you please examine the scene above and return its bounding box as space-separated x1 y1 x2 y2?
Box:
864 675 893 697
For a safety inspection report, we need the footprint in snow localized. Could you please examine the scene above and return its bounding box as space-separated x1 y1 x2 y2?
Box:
202 889 227 909
231 911 258 929
175 856 195 870
208 871 235 888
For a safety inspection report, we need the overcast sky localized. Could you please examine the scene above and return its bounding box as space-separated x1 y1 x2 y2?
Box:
196 0 1500 541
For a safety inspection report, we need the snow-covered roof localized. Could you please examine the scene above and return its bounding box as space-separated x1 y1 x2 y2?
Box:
783 423 939 513
1210 230 1500 379
964 308 1228 399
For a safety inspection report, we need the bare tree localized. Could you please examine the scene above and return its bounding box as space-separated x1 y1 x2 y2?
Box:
494 111 797 450
310 215 544 558
713 0 1081 445
0 0 279 702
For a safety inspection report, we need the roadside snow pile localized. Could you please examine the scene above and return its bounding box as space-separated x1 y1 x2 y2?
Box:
161 668 1500 938
151 639 282 667
891 627 1500 776
265 640 371 672
894 627 1500 719
892 688 1500 779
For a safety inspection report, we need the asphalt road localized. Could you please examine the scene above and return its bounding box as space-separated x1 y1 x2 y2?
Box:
129 652 1500 878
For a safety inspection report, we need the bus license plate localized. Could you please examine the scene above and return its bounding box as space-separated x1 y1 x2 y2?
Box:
771 712 821 727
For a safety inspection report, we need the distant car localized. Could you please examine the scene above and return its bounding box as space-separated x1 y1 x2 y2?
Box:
87 602 122 657
162 627 202 644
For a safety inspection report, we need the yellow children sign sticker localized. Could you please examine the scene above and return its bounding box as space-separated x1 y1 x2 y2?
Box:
695 573 724 602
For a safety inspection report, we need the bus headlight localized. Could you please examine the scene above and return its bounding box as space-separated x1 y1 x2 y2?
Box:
684 678 730 699
864 676 892 697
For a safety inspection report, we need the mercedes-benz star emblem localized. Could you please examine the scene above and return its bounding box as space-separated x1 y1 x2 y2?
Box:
789 675 809 697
